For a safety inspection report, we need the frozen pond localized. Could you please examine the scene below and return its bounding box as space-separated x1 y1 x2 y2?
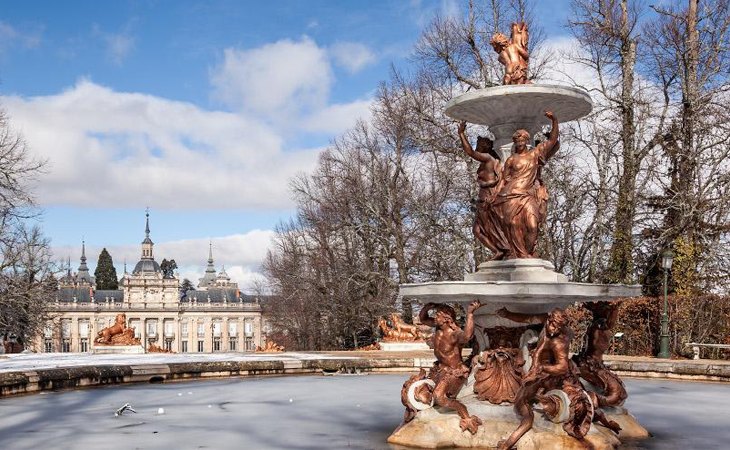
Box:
0 374 728 449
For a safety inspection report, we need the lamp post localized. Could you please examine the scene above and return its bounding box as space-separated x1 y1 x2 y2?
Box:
657 249 673 359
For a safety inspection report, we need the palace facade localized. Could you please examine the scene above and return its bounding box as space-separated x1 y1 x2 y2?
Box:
35 213 264 353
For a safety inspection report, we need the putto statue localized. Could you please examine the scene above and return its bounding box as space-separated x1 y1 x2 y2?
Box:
94 313 141 346
491 22 530 85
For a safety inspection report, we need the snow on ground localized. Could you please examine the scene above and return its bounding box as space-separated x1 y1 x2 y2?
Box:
0 351 357 373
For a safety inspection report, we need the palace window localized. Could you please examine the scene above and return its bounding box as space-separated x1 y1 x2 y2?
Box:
44 339 53 353
181 341 188 353
79 321 90 339
245 337 254 352
228 322 237 337
80 339 89 353
181 322 189 337
213 338 221 352
61 320 71 339
244 321 253 337
197 340 204 352
61 339 71 353
229 338 237 351
197 321 205 337
146 320 157 337
164 340 172 351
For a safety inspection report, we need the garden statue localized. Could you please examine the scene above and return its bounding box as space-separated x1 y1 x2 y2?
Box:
491 22 530 85
412 301 483 434
94 313 141 346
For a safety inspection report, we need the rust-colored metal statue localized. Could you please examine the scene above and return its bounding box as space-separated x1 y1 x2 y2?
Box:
147 343 174 353
418 301 483 434
255 340 284 352
496 308 572 449
572 302 628 407
492 111 559 259
94 313 141 346
378 315 430 341
473 346 523 404
390 313 431 340
491 22 530 85
496 308 621 449
459 122 509 259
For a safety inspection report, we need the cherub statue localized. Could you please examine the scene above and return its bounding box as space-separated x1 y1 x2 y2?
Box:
491 22 530 85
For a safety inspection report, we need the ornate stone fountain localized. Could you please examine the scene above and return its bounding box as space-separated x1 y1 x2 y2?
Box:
388 22 648 449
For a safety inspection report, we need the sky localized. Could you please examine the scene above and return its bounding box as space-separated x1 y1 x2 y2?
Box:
0 0 575 290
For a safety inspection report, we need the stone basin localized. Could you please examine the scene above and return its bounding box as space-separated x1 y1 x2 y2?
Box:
444 84 592 148
400 259 642 315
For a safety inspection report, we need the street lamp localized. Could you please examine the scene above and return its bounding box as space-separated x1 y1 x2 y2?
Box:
657 249 674 358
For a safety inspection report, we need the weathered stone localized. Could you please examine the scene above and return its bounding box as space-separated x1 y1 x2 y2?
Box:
388 394 646 449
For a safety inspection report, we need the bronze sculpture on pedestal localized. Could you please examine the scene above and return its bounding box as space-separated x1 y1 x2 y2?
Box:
491 22 530 85
461 111 560 260
459 122 509 259
411 301 483 434
94 313 141 346
573 302 628 407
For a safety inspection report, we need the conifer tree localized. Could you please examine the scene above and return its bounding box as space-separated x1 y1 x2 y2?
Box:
95 248 118 290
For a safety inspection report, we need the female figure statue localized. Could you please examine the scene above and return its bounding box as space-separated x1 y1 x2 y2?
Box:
492 111 559 259
458 121 509 259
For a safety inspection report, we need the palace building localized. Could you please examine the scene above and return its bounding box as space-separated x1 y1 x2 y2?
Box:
36 213 264 353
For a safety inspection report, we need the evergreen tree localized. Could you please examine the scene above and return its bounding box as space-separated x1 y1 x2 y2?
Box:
180 278 195 298
95 248 118 290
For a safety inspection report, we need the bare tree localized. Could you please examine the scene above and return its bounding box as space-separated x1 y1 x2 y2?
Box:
0 108 54 349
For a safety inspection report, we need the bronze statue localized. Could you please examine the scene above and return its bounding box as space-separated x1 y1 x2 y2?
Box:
491 22 530 85
492 111 559 259
572 302 628 407
94 313 141 346
147 342 174 353
390 313 431 340
458 122 509 259
497 308 620 449
418 301 483 434
255 340 285 352
496 308 572 449
378 315 430 341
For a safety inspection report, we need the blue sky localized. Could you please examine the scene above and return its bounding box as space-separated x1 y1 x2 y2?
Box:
0 0 574 289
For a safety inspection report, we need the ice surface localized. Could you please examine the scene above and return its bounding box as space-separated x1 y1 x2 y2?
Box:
0 375 728 449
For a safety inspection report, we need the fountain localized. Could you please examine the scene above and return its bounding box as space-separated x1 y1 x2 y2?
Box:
389 22 647 449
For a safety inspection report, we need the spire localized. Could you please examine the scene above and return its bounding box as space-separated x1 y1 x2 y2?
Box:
205 241 216 274
124 259 128 274
67 256 72 276
140 208 154 259
145 207 150 239
77 240 93 285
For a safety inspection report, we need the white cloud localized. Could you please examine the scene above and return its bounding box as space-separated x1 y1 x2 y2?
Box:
300 98 373 133
2 79 319 209
210 37 332 117
105 33 135 65
329 42 376 74
0 21 42 53
92 24 135 66
54 230 275 292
